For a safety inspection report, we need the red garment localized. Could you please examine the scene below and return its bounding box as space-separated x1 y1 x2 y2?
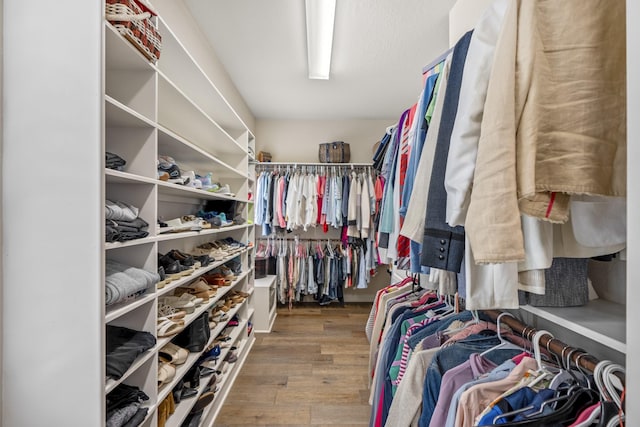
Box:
396 105 416 269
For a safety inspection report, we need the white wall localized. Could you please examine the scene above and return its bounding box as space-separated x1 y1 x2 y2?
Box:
448 0 496 46
0 0 4 424
2 0 103 425
152 0 256 133
256 119 396 163
627 0 639 422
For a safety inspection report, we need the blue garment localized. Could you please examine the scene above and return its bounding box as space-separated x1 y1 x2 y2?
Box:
476 387 550 425
373 132 392 171
379 107 410 250
512 388 555 421
262 173 273 236
408 72 441 273
418 334 522 427
401 71 441 219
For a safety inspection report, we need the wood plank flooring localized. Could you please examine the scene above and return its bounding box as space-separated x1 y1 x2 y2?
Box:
215 304 372 426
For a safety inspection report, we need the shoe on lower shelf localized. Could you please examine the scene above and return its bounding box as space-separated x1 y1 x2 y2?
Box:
158 360 176 386
159 342 189 365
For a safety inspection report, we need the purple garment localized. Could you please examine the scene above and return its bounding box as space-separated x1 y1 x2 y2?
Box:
419 330 448 350
428 353 497 427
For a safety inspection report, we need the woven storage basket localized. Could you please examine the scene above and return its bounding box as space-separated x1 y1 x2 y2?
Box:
105 0 162 63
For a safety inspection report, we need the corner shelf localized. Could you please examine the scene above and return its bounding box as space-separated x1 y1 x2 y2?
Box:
519 299 626 354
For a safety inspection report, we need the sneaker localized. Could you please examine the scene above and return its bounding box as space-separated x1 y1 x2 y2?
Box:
197 172 214 189
158 156 181 179
214 184 235 197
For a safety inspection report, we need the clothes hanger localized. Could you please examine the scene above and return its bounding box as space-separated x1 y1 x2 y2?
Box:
547 340 579 390
479 312 528 357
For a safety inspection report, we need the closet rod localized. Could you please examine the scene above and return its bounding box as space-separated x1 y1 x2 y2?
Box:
255 162 372 167
422 47 453 74
484 310 624 383
257 238 344 243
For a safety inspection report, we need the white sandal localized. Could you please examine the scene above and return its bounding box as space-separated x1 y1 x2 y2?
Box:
157 318 185 338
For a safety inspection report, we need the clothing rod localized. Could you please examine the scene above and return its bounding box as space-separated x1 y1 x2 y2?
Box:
484 310 624 383
255 162 372 166
422 47 453 74
257 238 344 243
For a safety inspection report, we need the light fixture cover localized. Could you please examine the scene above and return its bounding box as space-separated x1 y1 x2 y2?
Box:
305 0 337 79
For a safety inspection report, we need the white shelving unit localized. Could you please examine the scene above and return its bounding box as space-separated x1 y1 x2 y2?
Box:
103 13 257 427
253 275 277 333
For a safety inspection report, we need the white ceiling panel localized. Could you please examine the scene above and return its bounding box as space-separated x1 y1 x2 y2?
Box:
184 0 456 120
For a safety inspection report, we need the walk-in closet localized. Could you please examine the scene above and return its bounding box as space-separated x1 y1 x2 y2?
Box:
1 0 638 426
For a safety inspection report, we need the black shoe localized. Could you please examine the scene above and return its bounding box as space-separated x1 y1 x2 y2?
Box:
194 254 212 267
168 249 195 267
158 253 189 275
319 295 335 306
172 379 184 404
180 386 198 400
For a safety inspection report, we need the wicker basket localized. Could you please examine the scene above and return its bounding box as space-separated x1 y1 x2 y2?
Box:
105 0 162 63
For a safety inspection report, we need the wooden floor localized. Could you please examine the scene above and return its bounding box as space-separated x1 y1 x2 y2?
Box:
215 304 372 426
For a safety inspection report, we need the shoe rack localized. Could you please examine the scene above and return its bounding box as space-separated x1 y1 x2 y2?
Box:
103 12 256 427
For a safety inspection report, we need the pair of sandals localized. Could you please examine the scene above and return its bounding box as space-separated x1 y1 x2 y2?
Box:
195 241 232 260
203 273 233 288
174 278 217 303
157 304 186 338
159 294 203 315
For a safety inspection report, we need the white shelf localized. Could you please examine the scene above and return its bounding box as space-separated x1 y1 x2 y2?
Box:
156 18 249 138
156 270 251 351
104 236 156 250
201 335 256 425
519 299 626 353
105 96 156 128
102 12 256 426
253 275 277 333
106 292 156 323
157 73 245 159
156 293 250 404
156 179 243 202
105 23 155 72
254 275 276 288
157 126 248 180
105 169 158 185
155 224 252 242
105 348 156 394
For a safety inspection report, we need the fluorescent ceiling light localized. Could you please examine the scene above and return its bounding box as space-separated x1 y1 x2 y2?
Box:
305 0 336 80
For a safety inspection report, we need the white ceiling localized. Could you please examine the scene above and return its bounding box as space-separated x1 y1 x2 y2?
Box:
184 0 457 121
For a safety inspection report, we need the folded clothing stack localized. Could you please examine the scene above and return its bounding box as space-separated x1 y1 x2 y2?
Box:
106 152 127 171
105 200 149 242
106 383 149 427
105 259 160 306
106 325 156 380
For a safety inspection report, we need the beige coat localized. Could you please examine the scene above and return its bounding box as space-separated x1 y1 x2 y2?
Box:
466 0 626 263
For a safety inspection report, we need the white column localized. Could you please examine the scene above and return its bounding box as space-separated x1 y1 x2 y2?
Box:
627 0 639 422
2 0 103 425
